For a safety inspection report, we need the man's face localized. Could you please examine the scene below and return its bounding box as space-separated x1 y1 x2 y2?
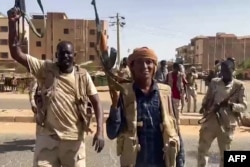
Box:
221 63 233 81
131 58 155 80
173 65 180 73
161 63 167 69
56 43 74 69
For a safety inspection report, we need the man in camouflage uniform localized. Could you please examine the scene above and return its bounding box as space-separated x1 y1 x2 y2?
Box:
179 62 186 112
8 8 104 167
155 60 168 83
186 66 198 113
197 59 247 167
118 57 131 79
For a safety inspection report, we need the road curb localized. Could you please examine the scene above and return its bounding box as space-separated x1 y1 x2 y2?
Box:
0 115 202 125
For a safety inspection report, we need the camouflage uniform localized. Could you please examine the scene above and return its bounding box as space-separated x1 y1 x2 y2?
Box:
197 78 247 167
186 67 198 113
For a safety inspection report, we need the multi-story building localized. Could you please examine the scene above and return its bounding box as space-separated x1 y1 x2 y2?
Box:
0 12 28 67
29 12 108 65
176 33 250 70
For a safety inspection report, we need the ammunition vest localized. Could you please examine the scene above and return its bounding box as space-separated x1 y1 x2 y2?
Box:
117 83 180 167
35 61 92 132
167 71 184 93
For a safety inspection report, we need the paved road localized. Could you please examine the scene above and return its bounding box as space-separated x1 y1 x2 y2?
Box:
1 80 250 112
0 124 250 167
0 99 111 111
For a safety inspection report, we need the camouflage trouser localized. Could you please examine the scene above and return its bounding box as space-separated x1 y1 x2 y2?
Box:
197 119 235 167
33 135 86 167
186 86 197 113
172 98 181 124
180 92 185 112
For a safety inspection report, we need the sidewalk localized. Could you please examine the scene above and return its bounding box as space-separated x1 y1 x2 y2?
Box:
0 109 203 125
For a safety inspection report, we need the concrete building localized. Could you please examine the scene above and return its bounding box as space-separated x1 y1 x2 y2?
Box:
29 12 108 65
0 12 28 66
176 33 250 70
0 13 11 62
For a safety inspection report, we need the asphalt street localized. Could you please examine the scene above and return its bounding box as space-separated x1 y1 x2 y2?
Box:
0 124 250 167
0 98 111 111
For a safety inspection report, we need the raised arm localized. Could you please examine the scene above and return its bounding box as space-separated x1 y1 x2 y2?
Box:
7 8 29 70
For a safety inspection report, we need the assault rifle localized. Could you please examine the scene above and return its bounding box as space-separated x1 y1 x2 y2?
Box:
14 0 46 45
198 83 243 133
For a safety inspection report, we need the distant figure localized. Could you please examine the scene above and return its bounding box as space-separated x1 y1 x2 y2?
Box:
155 60 168 83
0 74 5 92
186 66 198 113
118 57 131 79
166 62 187 123
11 76 17 92
214 59 221 77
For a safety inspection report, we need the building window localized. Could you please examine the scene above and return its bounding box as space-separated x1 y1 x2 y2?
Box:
36 41 42 47
41 54 46 60
89 55 95 61
89 42 95 48
0 52 8 59
0 39 8 45
0 26 8 32
89 29 95 35
64 28 69 34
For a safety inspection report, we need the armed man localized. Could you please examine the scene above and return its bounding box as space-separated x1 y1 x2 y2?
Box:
118 57 131 79
155 60 168 83
106 47 185 167
197 59 247 167
8 8 104 167
186 66 198 113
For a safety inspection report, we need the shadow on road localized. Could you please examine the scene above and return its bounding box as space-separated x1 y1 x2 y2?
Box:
186 150 220 164
239 127 250 133
0 139 35 153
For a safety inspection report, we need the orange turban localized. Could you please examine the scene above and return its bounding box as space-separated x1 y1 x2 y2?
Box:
128 47 158 67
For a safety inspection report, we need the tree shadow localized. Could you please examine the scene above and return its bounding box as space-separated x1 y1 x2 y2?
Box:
0 139 35 153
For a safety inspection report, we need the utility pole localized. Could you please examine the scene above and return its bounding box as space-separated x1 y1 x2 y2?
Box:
109 13 126 69
244 38 246 61
213 37 217 64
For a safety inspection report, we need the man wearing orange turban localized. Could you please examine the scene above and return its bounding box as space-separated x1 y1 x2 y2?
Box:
106 47 185 167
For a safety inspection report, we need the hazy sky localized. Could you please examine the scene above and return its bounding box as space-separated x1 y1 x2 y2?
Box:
2 0 250 60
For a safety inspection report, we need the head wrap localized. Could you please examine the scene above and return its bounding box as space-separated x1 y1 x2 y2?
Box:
221 59 235 70
128 47 158 67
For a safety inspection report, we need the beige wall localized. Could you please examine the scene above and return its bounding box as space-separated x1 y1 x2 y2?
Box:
0 17 28 63
177 33 250 70
29 12 108 65
0 18 11 61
